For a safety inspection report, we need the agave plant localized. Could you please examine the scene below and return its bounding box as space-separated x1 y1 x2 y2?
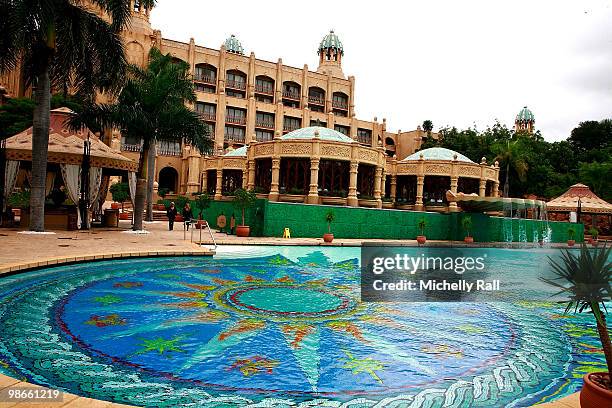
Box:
542 244 612 380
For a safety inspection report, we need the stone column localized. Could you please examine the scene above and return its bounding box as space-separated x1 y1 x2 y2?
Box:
307 158 320 204
479 178 486 197
269 158 281 202
390 175 397 203
449 176 459 212
186 150 201 194
247 159 256 190
348 161 359 207
201 168 207 192
415 175 424 211
214 166 223 201
493 181 500 198
374 166 383 208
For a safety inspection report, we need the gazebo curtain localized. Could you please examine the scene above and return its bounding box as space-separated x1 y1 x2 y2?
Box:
3 160 20 211
61 164 81 228
128 171 136 204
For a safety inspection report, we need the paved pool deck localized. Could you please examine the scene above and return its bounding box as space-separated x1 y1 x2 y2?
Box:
0 220 582 407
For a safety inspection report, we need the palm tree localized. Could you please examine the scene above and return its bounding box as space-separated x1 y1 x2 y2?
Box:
76 48 212 231
0 0 155 231
422 120 433 137
541 244 612 380
492 138 528 197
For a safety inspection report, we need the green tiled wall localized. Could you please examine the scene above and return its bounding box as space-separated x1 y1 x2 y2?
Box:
260 202 583 243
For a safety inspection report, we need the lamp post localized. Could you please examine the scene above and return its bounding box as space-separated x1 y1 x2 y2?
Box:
0 138 6 225
577 197 582 224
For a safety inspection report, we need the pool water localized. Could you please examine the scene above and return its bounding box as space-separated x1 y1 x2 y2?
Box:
0 246 606 407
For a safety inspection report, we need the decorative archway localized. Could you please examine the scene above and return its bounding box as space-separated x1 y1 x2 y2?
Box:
158 167 179 193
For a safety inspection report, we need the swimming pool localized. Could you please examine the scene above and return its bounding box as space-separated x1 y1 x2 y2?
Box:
0 246 605 407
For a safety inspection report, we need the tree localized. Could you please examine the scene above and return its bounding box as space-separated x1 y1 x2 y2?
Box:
0 94 85 139
569 120 612 163
579 161 612 202
76 48 212 231
422 120 433 137
0 0 155 231
492 137 529 198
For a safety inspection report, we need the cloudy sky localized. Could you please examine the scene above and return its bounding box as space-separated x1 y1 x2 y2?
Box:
151 0 612 141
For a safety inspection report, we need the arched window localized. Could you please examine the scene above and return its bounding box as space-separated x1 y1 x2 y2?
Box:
308 87 325 112
194 63 217 84
255 75 274 95
226 70 247 98
282 81 301 108
332 92 348 110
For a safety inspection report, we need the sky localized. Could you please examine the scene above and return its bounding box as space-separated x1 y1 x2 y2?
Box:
150 0 612 141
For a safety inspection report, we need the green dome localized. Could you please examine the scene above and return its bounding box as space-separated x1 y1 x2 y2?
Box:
402 147 473 163
318 30 344 55
516 106 535 123
223 34 244 55
223 145 247 157
281 126 354 143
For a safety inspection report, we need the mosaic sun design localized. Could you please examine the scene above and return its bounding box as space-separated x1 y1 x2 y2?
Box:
0 248 606 407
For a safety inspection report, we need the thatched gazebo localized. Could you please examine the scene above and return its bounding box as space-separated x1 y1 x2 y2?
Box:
3 107 137 230
547 183 612 236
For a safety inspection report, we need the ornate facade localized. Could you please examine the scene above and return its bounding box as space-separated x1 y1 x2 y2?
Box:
0 2 500 211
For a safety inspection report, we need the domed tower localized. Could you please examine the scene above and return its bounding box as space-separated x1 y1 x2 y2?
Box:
317 30 345 78
223 34 244 55
515 106 535 134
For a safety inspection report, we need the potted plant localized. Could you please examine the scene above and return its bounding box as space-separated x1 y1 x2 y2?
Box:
194 193 211 229
462 215 474 243
541 244 612 408
417 218 427 245
567 226 576 247
233 188 257 237
109 182 130 219
323 210 335 243
589 227 600 247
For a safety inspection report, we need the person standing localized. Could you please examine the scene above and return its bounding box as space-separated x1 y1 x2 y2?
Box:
183 202 193 231
167 202 177 231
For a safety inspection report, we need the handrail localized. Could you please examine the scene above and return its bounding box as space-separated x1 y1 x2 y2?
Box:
190 219 217 250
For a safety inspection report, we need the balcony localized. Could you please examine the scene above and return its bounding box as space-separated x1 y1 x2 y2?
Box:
194 75 216 85
226 115 246 125
308 96 324 105
332 100 348 110
121 143 141 152
197 112 216 121
255 120 274 130
158 146 182 157
255 84 274 95
225 134 246 144
283 124 300 133
282 91 300 100
226 80 246 90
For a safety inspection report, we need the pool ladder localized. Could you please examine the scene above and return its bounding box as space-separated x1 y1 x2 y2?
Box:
187 220 217 250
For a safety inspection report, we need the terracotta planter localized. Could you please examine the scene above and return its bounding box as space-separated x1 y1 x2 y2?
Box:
175 215 184 222
580 372 612 408
111 203 120 210
236 225 250 237
464 236 474 244
156 204 166 211
323 233 334 243
592 240 599 247
194 220 207 229
119 212 130 220
567 239 575 247
417 235 427 245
